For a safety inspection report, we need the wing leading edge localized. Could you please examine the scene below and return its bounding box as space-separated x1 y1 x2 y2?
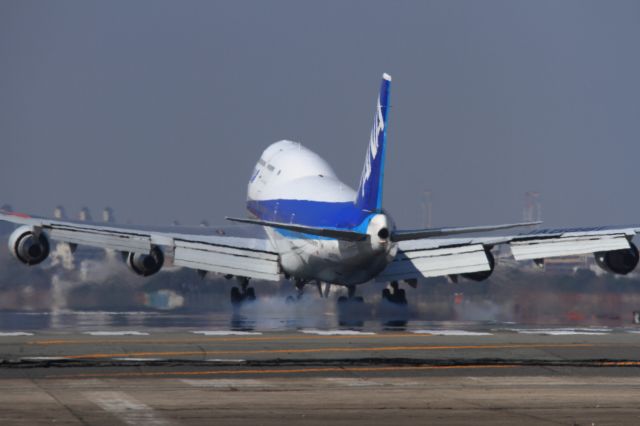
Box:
0 210 281 282
379 226 640 282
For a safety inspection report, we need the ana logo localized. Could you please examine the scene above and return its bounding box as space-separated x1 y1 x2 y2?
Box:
360 96 385 196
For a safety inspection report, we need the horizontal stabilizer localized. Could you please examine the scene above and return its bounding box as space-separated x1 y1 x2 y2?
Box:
391 221 541 242
225 217 368 242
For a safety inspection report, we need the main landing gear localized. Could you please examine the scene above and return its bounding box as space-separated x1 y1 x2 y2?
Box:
337 285 364 305
382 281 407 305
230 277 256 307
285 278 308 304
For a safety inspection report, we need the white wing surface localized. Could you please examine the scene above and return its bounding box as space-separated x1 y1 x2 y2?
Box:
379 226 640 281
0 211 281 282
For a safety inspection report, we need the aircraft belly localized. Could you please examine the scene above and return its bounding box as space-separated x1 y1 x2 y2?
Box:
270 230 388 285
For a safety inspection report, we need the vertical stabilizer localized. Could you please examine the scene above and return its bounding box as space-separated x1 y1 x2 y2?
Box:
355 73 392 212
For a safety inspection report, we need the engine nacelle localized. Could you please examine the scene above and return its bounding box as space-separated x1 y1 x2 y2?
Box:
462 248 495 282
126 246 164 276
595 242 639 275
8 225 50 265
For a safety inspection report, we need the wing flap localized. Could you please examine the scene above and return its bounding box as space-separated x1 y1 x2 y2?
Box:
50 226 151 253
378 244 490 281
510 235 630 261
173 240 280 282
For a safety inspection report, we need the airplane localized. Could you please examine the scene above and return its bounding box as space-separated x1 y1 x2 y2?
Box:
2 73 639 307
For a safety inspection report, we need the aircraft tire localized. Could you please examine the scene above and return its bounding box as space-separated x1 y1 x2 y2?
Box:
382 288 391 301
245 287 256 301
395 289 407 305
230 287 243 306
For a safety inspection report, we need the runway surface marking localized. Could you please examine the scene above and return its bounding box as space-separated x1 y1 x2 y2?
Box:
85 391 172 426
191 330 262 336
506 328 612 335
27 333 420 346
300 329 376 335
410 330 493 336
84 331 150 336
19 356 66 361
112 358 164 362
601 361 640 366
53 364 515 379
322 377 381 387
180 379 274 387
60 343 594 360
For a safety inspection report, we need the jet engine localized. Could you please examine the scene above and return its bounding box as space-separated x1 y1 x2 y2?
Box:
8 225 50 265
595 242 639 275
126 246 164 276
462 247 495 282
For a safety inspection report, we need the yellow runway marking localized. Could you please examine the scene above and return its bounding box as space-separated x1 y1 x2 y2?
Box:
60 343 593 360
601 361 640 366
50 364 515 379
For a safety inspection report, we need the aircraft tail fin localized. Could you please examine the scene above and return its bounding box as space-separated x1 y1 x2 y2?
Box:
355 73 392 212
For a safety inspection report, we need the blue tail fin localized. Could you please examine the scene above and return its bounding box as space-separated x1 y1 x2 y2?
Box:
355 73 392 212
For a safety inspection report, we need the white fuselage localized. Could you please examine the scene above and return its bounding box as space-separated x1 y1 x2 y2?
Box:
246 140 396 285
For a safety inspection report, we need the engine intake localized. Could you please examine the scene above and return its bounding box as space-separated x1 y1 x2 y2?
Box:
8 226 50 265
595 242 639 275
126 246 164 276
462 247 495 282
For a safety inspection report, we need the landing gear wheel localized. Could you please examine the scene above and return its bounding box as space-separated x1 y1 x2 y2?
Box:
337 286 363 304
230 287 243 306
245 287 256 302
382 283 408 305
230 284 256 306
382 289 391 301
395 289 407 305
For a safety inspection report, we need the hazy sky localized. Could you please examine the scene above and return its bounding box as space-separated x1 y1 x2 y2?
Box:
1 1 639 229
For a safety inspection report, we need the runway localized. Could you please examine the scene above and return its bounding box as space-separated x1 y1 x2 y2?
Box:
2 311 640 424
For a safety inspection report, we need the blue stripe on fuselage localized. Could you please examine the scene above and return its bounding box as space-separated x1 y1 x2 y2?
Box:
246 199 372 239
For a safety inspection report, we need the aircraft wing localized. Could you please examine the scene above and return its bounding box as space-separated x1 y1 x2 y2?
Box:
0 210 281 282
378 226 640 282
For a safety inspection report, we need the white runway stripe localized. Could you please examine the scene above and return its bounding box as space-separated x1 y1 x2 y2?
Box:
181 379 272 388
112 358 164 362
85 391 172 426
300 329 376 336
410 330 493 336
84 331 150 336
20 356 65 361
191 330 262 336
323 378 379 387
509 328 611 336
